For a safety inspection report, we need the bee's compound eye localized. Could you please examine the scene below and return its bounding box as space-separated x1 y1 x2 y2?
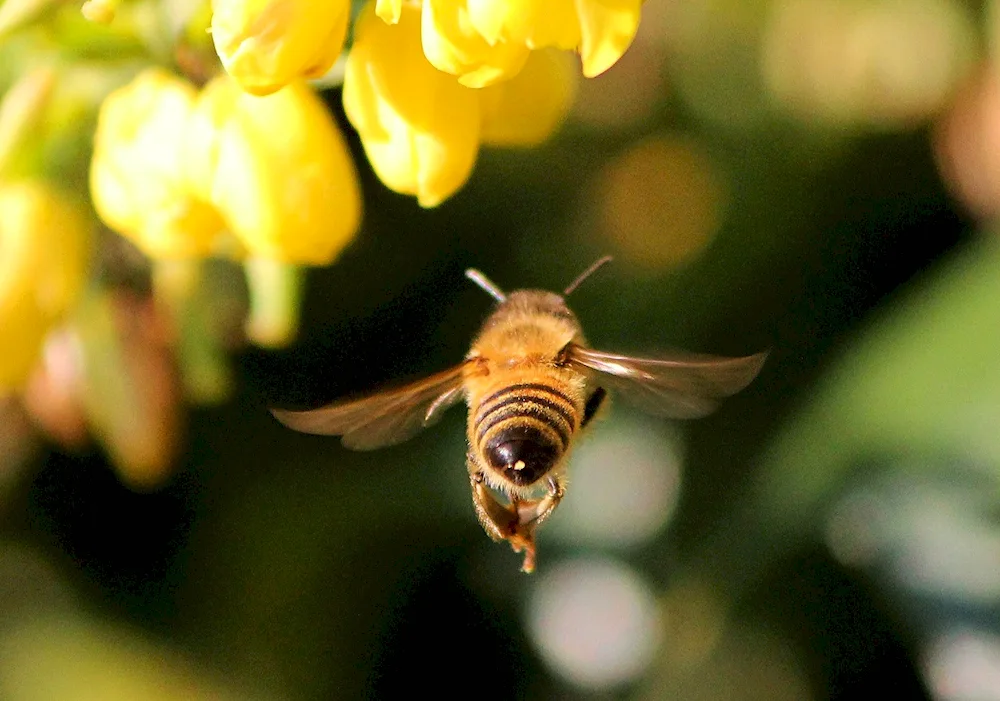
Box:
486 427 558 486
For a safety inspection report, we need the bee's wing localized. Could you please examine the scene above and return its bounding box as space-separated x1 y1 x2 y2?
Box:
567 345 767 419
271 362 469 450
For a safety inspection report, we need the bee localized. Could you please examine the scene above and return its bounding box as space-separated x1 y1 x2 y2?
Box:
272 258 766 572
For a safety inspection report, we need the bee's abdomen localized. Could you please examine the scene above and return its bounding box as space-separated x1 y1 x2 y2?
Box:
474 382 578 486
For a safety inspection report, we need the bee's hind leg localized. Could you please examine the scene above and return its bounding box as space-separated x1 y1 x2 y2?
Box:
514 475 565 532
470 471 517 543
509 476 565 574
469 466 566 573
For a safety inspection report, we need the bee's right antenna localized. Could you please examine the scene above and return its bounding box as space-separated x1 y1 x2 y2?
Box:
564 255 613 296
465 268 507 303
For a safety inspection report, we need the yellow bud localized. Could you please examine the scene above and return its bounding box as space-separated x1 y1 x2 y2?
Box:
344 2 480 207
211 0 350 96
481 49 577 146
0 181 90 390
185 76 361 265
375 0 403 24
81 0 117 24
90 69 227 259
421 0 530 88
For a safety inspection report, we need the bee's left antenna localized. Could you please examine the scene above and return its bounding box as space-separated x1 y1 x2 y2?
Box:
465 268 506 303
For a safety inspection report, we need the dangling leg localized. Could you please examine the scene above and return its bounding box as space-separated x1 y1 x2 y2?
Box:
510 475 566 573
470 470 517 543
467 455 568 573
514 475 565 531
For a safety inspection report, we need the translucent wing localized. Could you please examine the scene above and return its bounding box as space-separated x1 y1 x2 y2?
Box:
567 345 767 419
271 362 470 450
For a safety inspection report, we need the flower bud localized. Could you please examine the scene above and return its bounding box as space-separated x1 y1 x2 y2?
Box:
81 0 117 24
344 2 480 207
421 0 530 88
0 181 90 390
376 0 403 24
211 0 350 96
90 69 227 259
184 76 361 264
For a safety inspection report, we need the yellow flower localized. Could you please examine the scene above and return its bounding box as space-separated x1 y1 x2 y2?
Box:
344 2 480 207
211 0 350 96
345 2 577 206
421 0 530 88
480 49 577 146
184 76 362 265
375 0 403 24
0 181 90 390
90 69 227 259
93 69 361 266
466 0 642 77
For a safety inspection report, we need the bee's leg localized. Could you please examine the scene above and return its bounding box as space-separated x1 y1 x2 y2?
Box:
506 476 566 573
470 471 516 543
515 475 565 531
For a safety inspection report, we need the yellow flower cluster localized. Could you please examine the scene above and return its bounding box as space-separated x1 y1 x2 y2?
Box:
344 3 576 206
0 0 642 482
204 0 640 207
91 69 361 265
79 0 640 351
0 181 90 390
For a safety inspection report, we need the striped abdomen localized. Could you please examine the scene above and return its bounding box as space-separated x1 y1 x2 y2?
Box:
473 381 580 487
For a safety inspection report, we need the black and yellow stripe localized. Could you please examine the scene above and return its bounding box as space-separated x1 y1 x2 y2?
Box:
474 382 579 486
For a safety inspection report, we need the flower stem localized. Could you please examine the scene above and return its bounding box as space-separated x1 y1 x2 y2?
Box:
243 258 304 348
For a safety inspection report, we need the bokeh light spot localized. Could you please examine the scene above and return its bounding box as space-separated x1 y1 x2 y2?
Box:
549 412 682 547
526 557 661 690
762 0 975 127
595 134 723 270
924 628 1000 701
934 67 1000 219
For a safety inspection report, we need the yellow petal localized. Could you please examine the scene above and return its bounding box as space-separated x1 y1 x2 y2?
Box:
480 49 577 146
344 2 480 207
576 0 642 77
211 0 350 95
187 77 362 264
90 69 225 259
422 0 530 88
466 0 580 50
0 181 90 389
375 0 402 24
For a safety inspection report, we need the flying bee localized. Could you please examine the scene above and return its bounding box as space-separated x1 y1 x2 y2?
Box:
272 257 766 572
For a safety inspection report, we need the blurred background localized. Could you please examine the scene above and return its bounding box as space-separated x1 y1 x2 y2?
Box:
3 0 1000 699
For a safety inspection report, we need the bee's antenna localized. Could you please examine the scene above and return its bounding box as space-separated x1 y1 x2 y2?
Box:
564 255 613 296
465 268 506 303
